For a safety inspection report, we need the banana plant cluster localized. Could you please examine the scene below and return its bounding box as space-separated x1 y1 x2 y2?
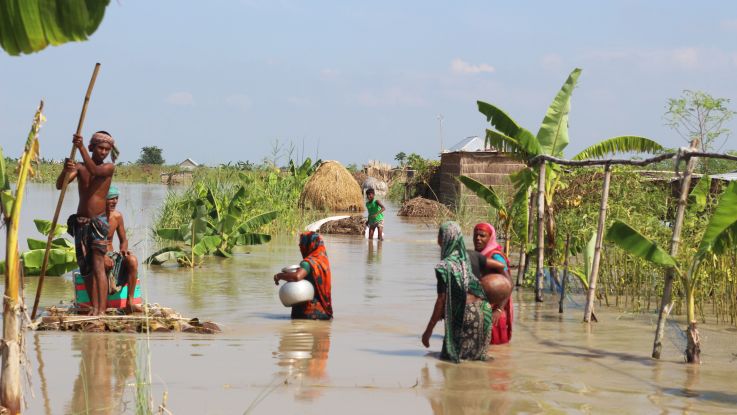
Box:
469 68 663 294
605 180 737 362
0 219 76 276
147 184 278 267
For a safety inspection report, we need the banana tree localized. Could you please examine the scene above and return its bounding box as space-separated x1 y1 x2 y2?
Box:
477 67 663 301
1 102 44 415
604 181 737 363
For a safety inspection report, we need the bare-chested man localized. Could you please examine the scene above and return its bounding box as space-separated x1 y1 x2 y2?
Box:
104 186 142 314
57 131 117 315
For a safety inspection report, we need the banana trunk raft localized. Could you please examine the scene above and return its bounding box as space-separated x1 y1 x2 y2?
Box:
29 303 220 334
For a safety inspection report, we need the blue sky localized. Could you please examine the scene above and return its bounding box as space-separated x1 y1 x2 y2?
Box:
1 1 736 165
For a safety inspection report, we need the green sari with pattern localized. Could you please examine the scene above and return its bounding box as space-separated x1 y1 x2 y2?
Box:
435 222 493 363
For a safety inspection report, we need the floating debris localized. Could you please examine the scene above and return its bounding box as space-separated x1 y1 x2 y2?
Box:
29 303 221 334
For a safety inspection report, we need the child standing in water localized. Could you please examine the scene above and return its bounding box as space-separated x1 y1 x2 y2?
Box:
365 188 386 240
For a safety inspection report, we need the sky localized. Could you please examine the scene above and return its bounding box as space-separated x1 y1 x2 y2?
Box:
1 0 737 166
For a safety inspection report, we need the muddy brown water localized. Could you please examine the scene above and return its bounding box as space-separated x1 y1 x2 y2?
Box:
3 184 737 414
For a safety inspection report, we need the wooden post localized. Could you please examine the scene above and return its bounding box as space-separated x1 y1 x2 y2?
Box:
559 234 571 314
515 190 534 287
652 140 699 359
535 161 546 302
583 163 612 323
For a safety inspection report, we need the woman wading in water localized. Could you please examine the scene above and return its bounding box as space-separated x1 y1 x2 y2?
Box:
274 232 334 320
422 222 493 362
473 223 513 345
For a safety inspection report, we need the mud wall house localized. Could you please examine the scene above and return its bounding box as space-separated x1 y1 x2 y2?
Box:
433 136 526 210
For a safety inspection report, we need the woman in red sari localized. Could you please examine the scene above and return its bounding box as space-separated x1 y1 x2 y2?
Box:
274 232 334 320
473 223 512 344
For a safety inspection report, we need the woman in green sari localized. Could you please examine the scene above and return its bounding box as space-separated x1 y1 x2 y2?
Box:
422 221 493 362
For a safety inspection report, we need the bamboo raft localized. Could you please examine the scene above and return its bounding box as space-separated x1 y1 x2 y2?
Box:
29 303 221 334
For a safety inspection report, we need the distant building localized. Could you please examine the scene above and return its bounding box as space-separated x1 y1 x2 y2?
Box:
178 158 199 171
432 136 526 209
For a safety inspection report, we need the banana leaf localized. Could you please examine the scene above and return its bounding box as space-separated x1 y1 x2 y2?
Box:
235 233 271 246
235 211 278 234
477 101 522 138
568 268 590 291
0 0 110 56
688 176 711 212
536 68 581 157
583 232 596 279
33 218 67 236
572 136 663 160
20 247 76 276
0 145 8 191
192 235 222 256
156 228 182 241
145 247 186 265
458 175 506 213
697 181 737 256
604 220 676 267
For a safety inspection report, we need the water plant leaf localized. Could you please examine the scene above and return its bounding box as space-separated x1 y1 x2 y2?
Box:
33 218 67 236
192 235 221 256
572 136 664 160
536 68 581 157
20 247 76 276
156 228 182 241
584 232 596 279
604 220 676 267
697 181 737 256
458 175 506 213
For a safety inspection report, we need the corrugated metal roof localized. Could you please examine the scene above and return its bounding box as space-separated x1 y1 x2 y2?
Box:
446 136 486 152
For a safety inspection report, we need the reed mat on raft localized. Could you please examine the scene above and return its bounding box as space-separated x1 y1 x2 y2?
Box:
28 303 221 334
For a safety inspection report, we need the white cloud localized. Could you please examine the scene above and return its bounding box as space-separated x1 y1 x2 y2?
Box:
356 87 427 107
225 94 253 111
450 58 495 74
165 91 194 106
541 53 563 70
671 47 699 69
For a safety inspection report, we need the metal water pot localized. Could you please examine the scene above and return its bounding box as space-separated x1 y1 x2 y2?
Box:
279 265 315 307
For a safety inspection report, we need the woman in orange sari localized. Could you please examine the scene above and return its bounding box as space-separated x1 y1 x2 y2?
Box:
473 223 512 344
273 232 334 320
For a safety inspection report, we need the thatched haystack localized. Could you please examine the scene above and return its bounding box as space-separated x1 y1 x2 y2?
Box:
319 215 366 235
398 197 450 217
299 161 365 212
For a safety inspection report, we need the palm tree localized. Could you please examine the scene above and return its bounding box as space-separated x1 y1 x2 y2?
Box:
475 68 663 301
604 181 737 363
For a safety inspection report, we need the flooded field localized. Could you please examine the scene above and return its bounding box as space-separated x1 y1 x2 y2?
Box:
5 184 737 414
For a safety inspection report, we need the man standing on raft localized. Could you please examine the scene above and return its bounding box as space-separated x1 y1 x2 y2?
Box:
57 131 118 315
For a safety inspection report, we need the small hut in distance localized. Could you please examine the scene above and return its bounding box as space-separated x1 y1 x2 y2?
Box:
433 136 526 209
299 161 365 212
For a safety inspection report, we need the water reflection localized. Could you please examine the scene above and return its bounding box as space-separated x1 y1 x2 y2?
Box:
366 240 382 264
67 334 137 414
422 359 512 415
274 320 331 401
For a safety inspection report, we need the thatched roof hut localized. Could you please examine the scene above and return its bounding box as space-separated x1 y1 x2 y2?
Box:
299 161 365 212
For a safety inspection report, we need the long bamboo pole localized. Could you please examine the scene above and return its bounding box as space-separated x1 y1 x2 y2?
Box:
515 189 533 287
31 63 101 320
652 140 699 359
535 161 546 302
583 163 612 323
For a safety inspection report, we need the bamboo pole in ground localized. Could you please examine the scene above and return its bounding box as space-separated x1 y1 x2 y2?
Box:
652 140 699 359
583 163 613 323
535 161 546 303
559 234 570 314
31 63 101 320
515 190 534 287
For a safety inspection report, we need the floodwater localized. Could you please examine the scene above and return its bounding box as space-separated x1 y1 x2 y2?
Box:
4 184 737 414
